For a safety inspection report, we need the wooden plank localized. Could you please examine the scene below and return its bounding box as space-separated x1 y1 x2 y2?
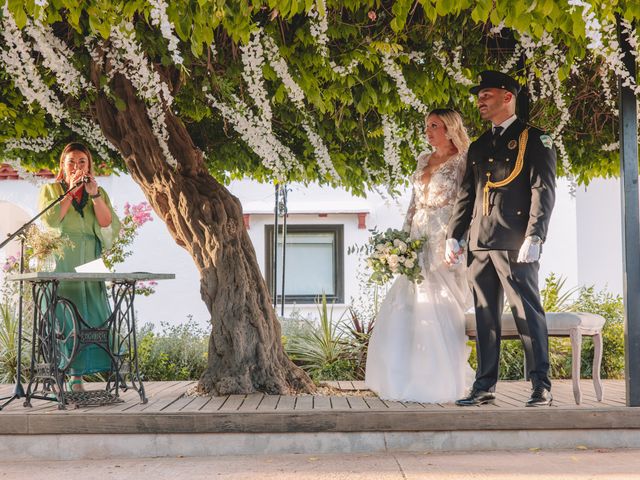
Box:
294 395 313 411
218 394 246 411
256 395 279 411
313 396 331 410
329 396 349 410
239 393 264 411
346 396 369 411
198 395 229 412
381 399 406 410
124 381 190 413
351 381 367 391
161 395 197 412
275 395 295 411
181 395 212 412
363 397 388 410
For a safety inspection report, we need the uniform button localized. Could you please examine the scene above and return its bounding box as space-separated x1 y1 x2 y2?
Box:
517 211 522 215
506 158 510 162
488 158 494 163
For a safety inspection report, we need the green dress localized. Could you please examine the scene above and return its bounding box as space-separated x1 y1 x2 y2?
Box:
39 183 121 375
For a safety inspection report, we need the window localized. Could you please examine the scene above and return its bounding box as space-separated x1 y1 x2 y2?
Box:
265 225 344 304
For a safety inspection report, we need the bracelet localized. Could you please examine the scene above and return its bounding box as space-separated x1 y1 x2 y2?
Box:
90 192 101 199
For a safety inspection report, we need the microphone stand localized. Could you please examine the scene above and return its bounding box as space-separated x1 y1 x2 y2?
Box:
0 181 80 410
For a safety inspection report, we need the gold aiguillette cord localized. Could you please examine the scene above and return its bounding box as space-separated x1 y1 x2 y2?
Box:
482 128 530 216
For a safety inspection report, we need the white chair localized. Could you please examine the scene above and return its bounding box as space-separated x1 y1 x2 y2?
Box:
465 311 606 404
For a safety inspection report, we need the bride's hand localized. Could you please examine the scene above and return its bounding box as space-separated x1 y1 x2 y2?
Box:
445 238 462 265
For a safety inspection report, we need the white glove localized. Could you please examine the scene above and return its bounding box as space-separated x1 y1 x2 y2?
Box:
517 236 541 263
445 238 463 265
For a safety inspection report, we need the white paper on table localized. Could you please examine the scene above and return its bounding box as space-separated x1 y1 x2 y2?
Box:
74 257 110 273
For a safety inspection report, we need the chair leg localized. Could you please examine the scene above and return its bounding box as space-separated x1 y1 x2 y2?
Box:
592 331 604 401
570 329 582 405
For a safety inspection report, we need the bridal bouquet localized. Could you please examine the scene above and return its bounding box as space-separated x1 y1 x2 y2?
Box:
354 228 427 285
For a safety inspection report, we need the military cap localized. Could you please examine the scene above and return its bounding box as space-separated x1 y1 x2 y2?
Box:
470 70 521 96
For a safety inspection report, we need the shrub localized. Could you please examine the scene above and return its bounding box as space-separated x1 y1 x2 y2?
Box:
137 317 208 381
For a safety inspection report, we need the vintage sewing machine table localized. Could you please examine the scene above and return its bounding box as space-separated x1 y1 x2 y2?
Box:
6 272 174 409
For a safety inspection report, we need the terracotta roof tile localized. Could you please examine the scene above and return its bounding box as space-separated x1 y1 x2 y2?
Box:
0 164 55 180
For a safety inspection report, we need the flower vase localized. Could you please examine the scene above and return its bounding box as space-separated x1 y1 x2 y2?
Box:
29 255 57 273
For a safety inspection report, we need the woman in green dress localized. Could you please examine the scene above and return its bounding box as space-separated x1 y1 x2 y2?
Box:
39 142 121 392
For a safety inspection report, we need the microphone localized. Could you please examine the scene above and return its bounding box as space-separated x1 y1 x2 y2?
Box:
72 176 91 188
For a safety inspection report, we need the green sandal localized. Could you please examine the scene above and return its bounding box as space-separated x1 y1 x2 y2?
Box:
67 378 84 392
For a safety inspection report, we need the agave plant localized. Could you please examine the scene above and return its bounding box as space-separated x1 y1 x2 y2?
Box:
284 293 354 381
0 298 30 384
541 272 581 313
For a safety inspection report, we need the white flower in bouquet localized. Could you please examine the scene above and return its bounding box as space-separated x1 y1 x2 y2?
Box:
349 227 427 285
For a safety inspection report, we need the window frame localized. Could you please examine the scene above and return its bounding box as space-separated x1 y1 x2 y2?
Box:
264 224 344 304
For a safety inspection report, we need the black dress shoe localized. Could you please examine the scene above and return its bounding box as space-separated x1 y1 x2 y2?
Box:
455 389 496 406
526 386 553 407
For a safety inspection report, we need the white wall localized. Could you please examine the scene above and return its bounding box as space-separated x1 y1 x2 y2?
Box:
575 177 625 295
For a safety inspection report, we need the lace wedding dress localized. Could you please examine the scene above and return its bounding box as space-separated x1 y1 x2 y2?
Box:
365 151 474 403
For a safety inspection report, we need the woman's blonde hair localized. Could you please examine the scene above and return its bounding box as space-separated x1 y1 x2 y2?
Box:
55 142 94 182
426 109 470 154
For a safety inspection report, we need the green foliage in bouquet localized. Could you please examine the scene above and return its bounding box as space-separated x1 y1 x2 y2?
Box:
349 228 426 285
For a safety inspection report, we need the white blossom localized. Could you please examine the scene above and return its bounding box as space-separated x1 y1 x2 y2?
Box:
433 40 473 86
4 134 57 153
262 34 337 178
207 93 298 181
308 0 359 76
240 30 272 122
382 114 403 183
0 4 66 122
107 23 177 167
24 19 91 97
601 141 620 152
381 53 429 114
568 0 603 51
148 0 183 65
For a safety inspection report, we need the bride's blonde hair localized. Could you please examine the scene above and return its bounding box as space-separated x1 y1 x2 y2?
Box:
426 109 470 154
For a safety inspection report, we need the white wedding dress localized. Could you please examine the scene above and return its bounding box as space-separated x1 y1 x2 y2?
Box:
365 151 474 403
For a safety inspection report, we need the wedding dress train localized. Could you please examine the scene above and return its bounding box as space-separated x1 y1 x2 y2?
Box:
365 152 474 403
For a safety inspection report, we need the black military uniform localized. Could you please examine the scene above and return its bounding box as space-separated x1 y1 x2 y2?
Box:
447 71 557 399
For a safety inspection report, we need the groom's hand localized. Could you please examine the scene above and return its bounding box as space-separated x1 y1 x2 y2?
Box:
445 238 462 265
517 235 542 263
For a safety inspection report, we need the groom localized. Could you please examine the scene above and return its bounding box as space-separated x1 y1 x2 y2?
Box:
446 70 557 407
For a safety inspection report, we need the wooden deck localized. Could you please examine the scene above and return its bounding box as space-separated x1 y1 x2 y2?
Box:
1 379 638 435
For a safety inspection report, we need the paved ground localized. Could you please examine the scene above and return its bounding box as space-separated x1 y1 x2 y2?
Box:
2 448 640 479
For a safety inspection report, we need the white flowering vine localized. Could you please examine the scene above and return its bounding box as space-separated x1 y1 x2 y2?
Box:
0 4 66 122
24 19 91 97
4 134 57 153
308 0 359 77
568 0 604 51
239 31 272 122
148 0 183 65
107 23 177 167
382 114 403 183
433 40 473 86
262 34 337 179
381 53 429 115
207 94 297 181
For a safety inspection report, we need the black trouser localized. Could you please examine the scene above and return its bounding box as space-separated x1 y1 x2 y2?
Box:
468 249 551 392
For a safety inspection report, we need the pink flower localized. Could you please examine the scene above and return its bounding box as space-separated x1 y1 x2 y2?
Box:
368 10 377 21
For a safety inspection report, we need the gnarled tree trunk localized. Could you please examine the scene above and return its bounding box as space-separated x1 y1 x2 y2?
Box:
93 72 314 395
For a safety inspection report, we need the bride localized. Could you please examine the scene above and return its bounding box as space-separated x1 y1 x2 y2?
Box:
365 108 474 403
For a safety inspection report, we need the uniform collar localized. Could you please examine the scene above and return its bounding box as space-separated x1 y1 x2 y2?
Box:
492 114 518 135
